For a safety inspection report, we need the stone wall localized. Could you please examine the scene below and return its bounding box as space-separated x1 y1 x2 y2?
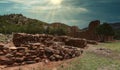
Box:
0 33 88 67
77 20 100 41
13 33 87 48
0 41 83 67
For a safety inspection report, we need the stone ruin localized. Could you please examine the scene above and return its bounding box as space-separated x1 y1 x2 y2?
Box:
78 20 114 42
78 20 100 41
0 33 87 67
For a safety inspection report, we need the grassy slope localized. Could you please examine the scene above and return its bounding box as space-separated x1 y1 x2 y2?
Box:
58 41 120 70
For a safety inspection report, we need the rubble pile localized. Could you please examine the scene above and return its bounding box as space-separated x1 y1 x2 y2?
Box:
0 33 87 67
0 42 83 66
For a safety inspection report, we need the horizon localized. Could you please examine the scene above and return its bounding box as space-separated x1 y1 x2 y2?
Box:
0 13 120 29
0 0 120 28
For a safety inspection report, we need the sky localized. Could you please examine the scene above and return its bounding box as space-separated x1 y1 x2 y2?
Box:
0 0 120 28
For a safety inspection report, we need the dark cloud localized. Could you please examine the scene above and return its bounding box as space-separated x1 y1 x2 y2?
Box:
61 0 120 26
0 0 120 28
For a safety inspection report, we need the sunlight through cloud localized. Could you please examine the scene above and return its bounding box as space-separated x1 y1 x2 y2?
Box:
50 0 63 5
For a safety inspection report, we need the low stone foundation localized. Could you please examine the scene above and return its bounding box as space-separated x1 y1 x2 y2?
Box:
0 33 87 67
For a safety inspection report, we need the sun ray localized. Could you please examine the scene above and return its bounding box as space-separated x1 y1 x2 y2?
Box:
44 3 61 23
50 0 62 5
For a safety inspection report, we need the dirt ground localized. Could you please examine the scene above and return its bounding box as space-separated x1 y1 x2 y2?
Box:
0 56 82 70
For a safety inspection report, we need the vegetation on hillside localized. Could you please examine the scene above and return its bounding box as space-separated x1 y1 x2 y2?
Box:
0 14 67 35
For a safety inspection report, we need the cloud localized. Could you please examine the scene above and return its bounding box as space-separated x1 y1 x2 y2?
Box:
8 0 36 5
2 0 88 15
0 0 120 28
8 0 49 6
8 0 28 4
0 1 10 3
75 7 88 12
33 6 87 13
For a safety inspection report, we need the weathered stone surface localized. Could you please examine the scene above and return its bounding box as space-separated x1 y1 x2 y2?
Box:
0 33 87 67
13 33 87 49
78 20 100 41
87 40 98 45
65 38 87 48
78 20 114 42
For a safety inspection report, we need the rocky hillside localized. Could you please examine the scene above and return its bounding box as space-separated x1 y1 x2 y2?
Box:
0 14 81 36
0 14 78 28
0 14 48 25
0 14 49 34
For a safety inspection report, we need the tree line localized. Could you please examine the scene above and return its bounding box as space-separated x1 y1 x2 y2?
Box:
0 22 67 36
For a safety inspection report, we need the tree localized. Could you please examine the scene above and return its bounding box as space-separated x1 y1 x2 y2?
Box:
96 23 115 42
114 30 120 40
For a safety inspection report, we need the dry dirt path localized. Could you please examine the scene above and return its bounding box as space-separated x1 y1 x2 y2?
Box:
0 57 81 70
